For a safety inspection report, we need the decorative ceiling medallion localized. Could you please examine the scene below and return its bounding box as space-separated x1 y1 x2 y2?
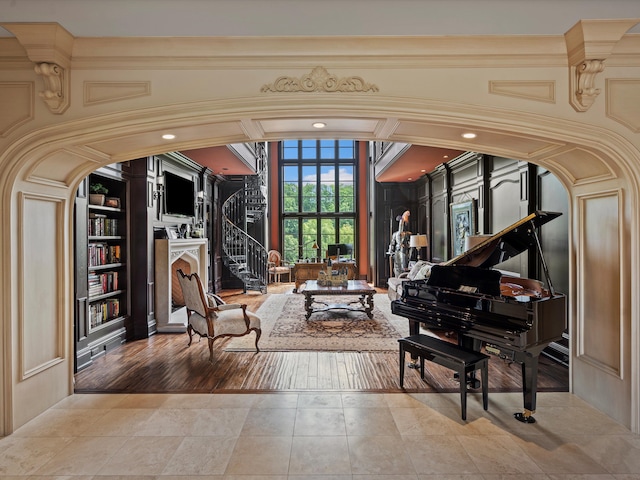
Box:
261 66 379 93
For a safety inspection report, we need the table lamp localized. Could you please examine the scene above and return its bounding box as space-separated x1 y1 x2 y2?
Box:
409 234 428 261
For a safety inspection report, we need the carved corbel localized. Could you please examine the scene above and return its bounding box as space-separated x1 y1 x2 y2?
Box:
34 62 69 114
572 59 605 112
565 19 640 112
0 23 73 114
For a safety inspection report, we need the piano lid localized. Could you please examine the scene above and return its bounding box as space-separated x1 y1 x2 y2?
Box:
445 210 562 270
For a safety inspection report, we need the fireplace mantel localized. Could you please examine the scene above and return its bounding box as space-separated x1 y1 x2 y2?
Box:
155 238 208 333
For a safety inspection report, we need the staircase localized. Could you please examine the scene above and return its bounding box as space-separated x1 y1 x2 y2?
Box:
221 144 269 293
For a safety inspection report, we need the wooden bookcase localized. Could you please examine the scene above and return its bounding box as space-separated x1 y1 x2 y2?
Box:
75 166 130 371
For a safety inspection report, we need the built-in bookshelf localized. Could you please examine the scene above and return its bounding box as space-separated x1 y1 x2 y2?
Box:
75 167 129 371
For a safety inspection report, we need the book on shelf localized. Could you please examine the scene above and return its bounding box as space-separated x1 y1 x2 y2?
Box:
88 217 119 236
88 271 119 297
89 298 121 328
88 244 122 266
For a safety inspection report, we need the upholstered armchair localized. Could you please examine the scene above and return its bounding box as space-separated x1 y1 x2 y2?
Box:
267 249 292 283
176 269 261 362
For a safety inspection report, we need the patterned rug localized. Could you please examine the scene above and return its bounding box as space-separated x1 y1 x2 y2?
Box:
224 293 410 352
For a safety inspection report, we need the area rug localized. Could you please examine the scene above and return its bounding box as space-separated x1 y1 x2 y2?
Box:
224 293 409 352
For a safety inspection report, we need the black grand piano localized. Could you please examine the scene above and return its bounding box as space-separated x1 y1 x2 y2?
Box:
391 210 567 423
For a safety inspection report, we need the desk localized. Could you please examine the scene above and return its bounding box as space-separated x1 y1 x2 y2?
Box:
292 261 357 293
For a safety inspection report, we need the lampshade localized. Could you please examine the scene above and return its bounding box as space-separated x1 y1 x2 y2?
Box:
311 241 319 249
409 234 428 248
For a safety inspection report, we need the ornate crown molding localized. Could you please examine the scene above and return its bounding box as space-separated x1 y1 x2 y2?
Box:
564 19 640 112
261 66 378 93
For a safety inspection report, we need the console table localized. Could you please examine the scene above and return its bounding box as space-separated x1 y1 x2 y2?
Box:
292 261 357 292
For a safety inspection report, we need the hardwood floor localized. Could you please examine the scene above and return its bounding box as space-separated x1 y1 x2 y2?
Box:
74 283 569 394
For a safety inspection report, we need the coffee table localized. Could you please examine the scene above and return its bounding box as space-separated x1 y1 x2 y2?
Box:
301 279 376 320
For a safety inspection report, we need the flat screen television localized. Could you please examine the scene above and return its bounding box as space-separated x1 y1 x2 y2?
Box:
163 171 196 217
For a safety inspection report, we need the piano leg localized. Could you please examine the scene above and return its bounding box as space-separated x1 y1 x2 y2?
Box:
514 351 539 424
407 320 420 369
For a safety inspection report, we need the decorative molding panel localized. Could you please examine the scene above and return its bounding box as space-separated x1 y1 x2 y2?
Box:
26 147 107 187
0 82 34 137
606 78 640 132
18 193 65 380
488 80 555 103
84 81 151 106
261 66 379 93
576 190 623 378
540 146 616 186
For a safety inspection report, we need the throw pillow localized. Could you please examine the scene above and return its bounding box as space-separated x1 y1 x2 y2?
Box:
413 262 433 280
407 260 427 280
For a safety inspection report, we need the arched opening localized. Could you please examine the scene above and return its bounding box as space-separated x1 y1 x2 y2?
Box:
2 95 639 433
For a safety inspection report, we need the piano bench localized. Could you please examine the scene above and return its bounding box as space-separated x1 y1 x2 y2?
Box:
398 334 489 421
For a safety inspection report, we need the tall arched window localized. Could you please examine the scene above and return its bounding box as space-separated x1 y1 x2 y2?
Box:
280 139 357 263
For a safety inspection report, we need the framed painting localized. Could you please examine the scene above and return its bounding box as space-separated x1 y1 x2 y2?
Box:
450 199 477 256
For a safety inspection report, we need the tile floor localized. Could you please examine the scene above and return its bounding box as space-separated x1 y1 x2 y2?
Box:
1 391 639 479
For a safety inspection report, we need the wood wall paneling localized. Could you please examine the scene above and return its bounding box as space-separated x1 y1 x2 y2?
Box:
488 157 528 274
374 181 417 286
578 193 622 373
129 158 155 340
429 165 449 263
537 168 570 295
20 194 65 378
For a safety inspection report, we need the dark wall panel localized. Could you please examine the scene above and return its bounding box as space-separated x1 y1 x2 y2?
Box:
537 168 570 295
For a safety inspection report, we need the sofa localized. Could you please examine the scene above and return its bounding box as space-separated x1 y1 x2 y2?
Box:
387 260 434 301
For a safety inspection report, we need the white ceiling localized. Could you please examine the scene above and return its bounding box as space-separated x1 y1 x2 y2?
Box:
1 0 639 38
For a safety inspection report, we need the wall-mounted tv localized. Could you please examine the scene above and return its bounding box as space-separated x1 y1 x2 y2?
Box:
163 170 196 217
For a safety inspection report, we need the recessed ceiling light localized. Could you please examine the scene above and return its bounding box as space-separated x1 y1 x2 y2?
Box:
420 169 426 173
162 134 176 140
462 132 477 139
407 177 413 181
312 122 326 129
443 155 449 159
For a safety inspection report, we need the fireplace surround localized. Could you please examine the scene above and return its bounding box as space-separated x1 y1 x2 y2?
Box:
154 238 208 333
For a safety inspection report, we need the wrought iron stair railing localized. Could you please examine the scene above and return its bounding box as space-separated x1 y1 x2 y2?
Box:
221 144 268 293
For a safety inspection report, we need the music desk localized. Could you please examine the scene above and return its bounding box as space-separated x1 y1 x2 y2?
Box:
292 261 357 293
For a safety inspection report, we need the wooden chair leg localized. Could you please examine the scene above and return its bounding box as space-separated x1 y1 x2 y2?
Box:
207 337 214 363
187 324 194 347
254 329 262 352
